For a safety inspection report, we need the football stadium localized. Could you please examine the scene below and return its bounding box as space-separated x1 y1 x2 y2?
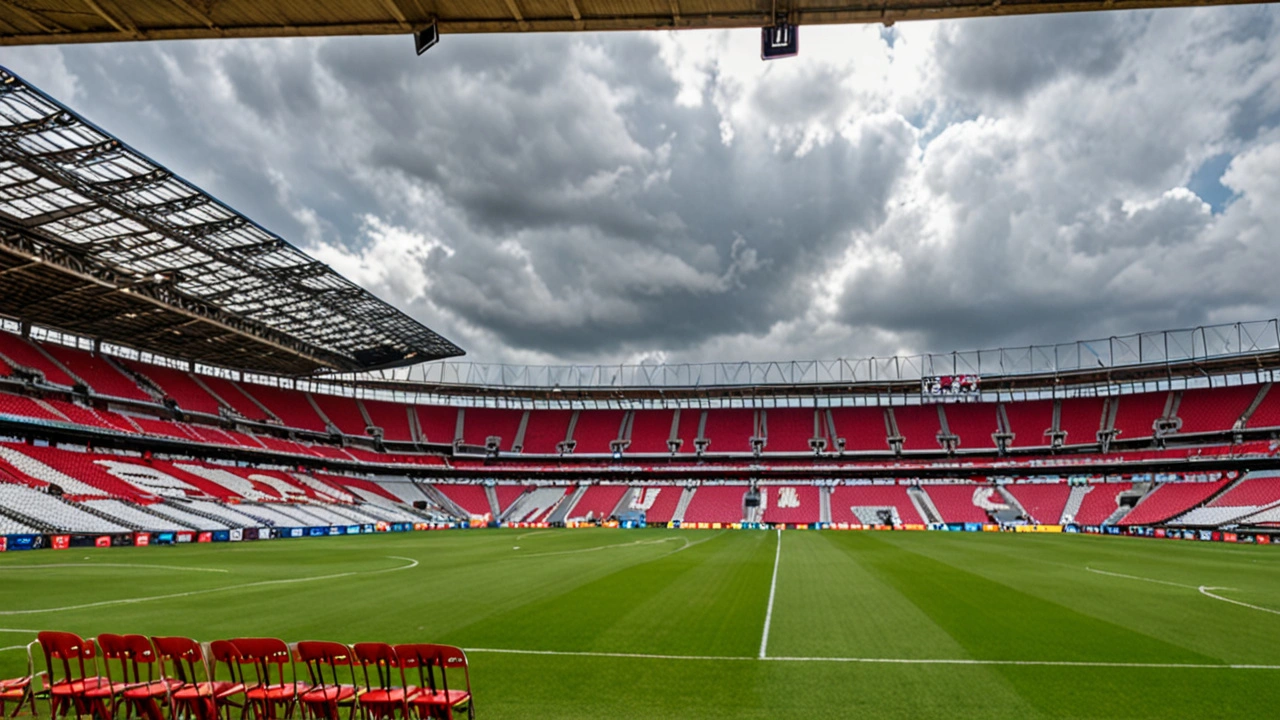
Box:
1 2 1280 718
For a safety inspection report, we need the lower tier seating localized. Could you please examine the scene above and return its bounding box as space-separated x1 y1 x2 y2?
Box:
829 484 923 525
760 485 820 524
682 485 745 524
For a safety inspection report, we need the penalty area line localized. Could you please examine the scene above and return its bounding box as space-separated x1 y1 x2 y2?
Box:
463 648 1280 670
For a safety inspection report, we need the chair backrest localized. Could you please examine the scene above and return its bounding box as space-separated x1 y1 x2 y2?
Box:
152 636 207 686
391 645 436 693
229 638 293 690
38 631 95 687
209 640 246 688
424 645 470 698
296 642 355 695
121 635 163 685
351 643 404 694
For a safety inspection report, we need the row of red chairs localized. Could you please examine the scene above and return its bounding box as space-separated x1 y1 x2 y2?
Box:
0 632 472 720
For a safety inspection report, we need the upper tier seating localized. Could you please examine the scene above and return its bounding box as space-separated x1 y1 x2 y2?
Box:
362 399 414 443
42 399 136 433
1058 398 1105 446
197 376 273 422
416 405 459 445
567 485 628 520
1005 483 1072 524
701 409 755 454
1003 399 1053 448
0 481 129 533
0 332 77 386
829 407 889 451
239 383 328 433
760 485 820 524
461 408 522 451
628 486 682 523
944 403 1000 449
922 483 993 523
627 410 678 454
1245 386 1280 429
829 484 923 525
41 343 151 401
1175 386 1256 435
309 392 368 436
520 410 573 454
893 405 943 451
0 392 64 422
127 363 224 416
682 485 746 523
1072 482 1134 525
765 409 816 453
571 410 626 454
1121 479 1231 525
1112 392 1169 441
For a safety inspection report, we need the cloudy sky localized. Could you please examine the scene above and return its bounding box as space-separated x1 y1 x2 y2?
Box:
3 7 1279 368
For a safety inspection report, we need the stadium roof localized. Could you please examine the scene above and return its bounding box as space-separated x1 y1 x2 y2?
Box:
0 67 464 376
0 0 1268 44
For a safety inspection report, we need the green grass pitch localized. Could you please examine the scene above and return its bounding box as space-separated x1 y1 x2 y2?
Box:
3 528 1280 718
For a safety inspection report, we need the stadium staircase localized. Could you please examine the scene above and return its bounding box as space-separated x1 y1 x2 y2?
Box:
820 487 832 523
419 483 470 519
485 485 501 517
547 485 587 524
671 487 695 524
908 486 942 524
995 486 1027 519
1060 486 1089 524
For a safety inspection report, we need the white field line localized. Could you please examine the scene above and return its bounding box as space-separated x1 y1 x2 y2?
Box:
0 645 26 653
0 628 41 634
0 563 228 573
759 529 782 660
0 555 418 616
519 537 686 558
464 647 1280 670
1084 567 1201 590
1199 586 1280 616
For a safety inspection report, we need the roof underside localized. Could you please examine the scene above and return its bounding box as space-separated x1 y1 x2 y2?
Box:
0 0 1270 43
0 67 463 376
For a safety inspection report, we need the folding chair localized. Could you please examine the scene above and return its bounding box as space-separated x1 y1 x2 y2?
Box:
295 643 358 720
82 634 136 720
230 639 308 720
115 635 182 720
38 631 113 720
393 646 472 720
351 643 415 720
152 636 244 720
0 641 41 719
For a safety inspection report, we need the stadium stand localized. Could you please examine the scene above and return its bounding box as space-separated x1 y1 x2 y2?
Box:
701 409 755 454
945 403 1000 449
566 485 628 520
1173 472 1280 525
461 408 522 451
1072 483 1134 525
1174 386 1256 435
0 332 79 387
416 405 459 445
0 392 65 422
1112 392 1169 441
126 363 225 416
0 482 129 532
197 376 273 423
1120 479 1231 526
765 409 817 453
829 407 889 452
922 483 992 523
361 399 414 443
893 405 943 451
1005 483 1073 524
682 485 746 524
519 410 573 454
627 410 679 454
1245 386 1280 430
504 487 568 522
571 410 626 454
760 485 820 524
309 393 368 437
1003 399 1053 448
433 485 490 517
1058 398 1105 447
239 384 327 433
829 484 923 525
494 485 526 515
40 344 151 402
628 486 682 523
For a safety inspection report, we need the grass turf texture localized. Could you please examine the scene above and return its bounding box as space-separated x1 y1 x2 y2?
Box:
3 528 1280 718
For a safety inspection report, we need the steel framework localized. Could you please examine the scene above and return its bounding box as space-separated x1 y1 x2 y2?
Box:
0 67 463 376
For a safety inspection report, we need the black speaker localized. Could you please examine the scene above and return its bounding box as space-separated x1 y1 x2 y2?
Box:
413 501 427 510
744 495 760 508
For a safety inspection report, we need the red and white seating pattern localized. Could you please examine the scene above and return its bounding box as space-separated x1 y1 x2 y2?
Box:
567 485 628 521
681 485 746 524
760 485 820 524
829 484 923 525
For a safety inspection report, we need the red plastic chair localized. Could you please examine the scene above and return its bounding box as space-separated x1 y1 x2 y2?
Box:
393 646 472 720
37 631 113 720
230 639 308 720
152 636 244 720
351 643 415 720
0 641 41 719
116 635 182 720
81 634 135 720
295 643 357 720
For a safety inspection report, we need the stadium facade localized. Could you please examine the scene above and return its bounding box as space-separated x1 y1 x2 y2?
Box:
1 67 1279 551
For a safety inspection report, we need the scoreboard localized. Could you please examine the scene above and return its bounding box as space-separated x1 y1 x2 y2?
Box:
921 374 980 395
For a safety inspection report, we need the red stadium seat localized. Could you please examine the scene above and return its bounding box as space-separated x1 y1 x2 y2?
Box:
394 645 473 720
296 642 359 720
37 631 114 720
352 643 415 720
229 638 307 720
154 636 245 720
0 641 39 719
